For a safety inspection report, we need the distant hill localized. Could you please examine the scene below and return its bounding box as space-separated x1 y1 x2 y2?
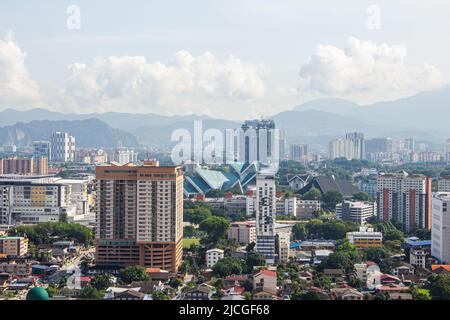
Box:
0 108 210 131
0 118 139 148
293 86 450 137
130 119 241 146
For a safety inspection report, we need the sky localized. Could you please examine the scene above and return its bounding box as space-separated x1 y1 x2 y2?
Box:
0 0 449 120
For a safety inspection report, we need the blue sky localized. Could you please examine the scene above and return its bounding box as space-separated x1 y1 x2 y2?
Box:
0 0 449 119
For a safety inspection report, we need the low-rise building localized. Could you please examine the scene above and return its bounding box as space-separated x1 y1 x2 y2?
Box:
346 227 382 249
0 236 28 256
228 221 256 245
253 268 277 296
336 200 376 225
296 200 321 219
206 248 224 269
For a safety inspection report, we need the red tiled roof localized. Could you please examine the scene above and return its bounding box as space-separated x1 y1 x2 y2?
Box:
431 265 450 272
225 275 248 281
378 285 409 292
255 269 276 278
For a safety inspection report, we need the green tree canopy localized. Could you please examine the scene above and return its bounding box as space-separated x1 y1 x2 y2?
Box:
212 257 244 278
118 266 149 284
199 216 230 243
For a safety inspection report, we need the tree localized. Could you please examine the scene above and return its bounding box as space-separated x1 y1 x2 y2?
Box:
79 285 104 299
292 290 321 300
312 275 332 290
118 266 149 284
348 277 364 290
169 277 183 289
410 287 431 300
428 274 450 300
213 278 225 290
90 274 113 291
151 290 171 300
352 192 371 201
293 223 307 240
244 292 252 300
246 242 256 252
414 228 431 240
185 206 212 224
244 252 266 273
321 190 343 210
212 257 244 278
364 247 388 264
199 216 230 243
46 284 60 297
302 188 321 200
384 229 404 242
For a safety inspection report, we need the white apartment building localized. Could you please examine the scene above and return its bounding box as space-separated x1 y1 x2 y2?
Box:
206 248 224 269
431 193 450 264
113 149 138 165
438 176 450 192
255 173 277 263
51 132 75 162
276 197 297 216
277 231 291 264
336 200 376 225
329 138 355 160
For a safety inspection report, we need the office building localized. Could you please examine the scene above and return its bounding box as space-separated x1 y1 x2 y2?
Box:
431 193 450 264
33 141 51 161
336 200 376 225
365 138 392 155
255 173 277 263
377 172 432 232
95 161 184 273
51 132 75 162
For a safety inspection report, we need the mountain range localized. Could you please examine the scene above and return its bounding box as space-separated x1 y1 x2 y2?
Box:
1 87 449 148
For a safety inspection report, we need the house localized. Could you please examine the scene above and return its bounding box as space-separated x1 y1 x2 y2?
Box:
145 268 172 281
224 275 249 287
331 286 364 300
287 174 312 191
391 262 415 277
380 274 402 286
388 292 413 300
306 286 331 300
253 269 277 295
130 280 165 293
206 248 224 269
324 269 346 283
183 286 212 300
222 286 246 300
252 287 278 300
431 265 450 275
113 290 150 300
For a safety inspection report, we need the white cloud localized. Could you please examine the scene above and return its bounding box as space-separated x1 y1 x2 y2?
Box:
0 33 41 107
59 51 266 114
298 37 446 102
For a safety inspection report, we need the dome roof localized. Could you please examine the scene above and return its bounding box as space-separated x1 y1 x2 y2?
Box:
26 287 49 300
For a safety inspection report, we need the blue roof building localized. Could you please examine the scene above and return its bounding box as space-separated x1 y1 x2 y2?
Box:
184 162 258 197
